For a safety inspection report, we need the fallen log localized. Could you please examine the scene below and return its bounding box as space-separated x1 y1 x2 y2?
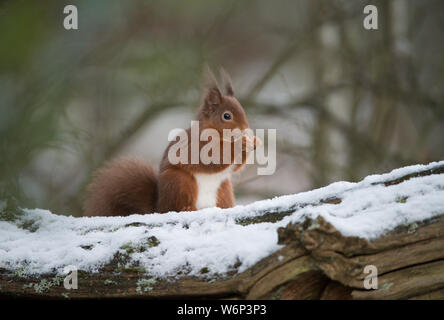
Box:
1 162 443 299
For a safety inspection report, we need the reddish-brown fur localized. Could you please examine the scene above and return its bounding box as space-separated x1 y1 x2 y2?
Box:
83 158 158 217
83 69 260 216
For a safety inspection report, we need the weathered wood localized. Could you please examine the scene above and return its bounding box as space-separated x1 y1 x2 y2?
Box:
282 215 444 289
265 270 329 300
352 260 444 300
410 288 444 300
1 219 442 299
320 281 352 300
246 256 312 299
1 163 444 299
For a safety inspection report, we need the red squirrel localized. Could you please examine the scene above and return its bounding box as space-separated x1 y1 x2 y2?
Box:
83 69 261 216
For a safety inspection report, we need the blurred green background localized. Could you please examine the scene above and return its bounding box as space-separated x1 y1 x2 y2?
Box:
1 0 444 216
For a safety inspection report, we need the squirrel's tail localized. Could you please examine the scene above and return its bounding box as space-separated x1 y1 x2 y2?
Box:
83 157 158 217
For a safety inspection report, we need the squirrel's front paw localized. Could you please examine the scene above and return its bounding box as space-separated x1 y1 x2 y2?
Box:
252 136 262 150
242 135 262 152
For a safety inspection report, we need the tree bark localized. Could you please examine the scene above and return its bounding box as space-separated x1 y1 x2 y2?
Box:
1 164 443 299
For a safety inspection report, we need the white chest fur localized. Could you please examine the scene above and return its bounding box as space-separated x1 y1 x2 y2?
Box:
194 167 232 210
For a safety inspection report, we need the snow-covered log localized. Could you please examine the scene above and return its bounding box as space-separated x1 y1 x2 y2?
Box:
1 161 444 299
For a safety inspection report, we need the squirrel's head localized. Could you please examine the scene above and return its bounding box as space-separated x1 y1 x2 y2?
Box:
197 68 249 134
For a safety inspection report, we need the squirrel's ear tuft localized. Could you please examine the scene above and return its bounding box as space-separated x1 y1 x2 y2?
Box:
203 65 222 106
204 86 222 106
220 68 234 96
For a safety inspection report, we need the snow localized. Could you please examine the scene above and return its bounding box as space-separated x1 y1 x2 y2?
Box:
1 160 443 278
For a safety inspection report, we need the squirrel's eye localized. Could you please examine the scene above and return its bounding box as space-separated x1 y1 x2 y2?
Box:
223 112 232 121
